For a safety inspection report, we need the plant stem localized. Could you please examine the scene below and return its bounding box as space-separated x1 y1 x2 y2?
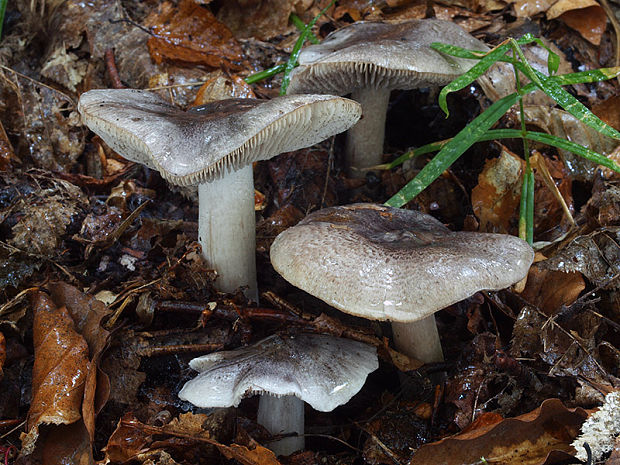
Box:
289 13 319 44
245 64 286 84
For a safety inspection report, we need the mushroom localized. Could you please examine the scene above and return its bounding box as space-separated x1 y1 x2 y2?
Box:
287 19 488 177
178 333 378 456
270 203 534 364
78 89 361 300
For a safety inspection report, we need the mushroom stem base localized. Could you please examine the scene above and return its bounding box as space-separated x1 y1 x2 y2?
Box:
346 87 391 178
392 316 444 364
257 394 304 456
198 165 258 301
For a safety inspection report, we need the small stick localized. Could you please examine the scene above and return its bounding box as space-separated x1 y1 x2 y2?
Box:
105 49 126 89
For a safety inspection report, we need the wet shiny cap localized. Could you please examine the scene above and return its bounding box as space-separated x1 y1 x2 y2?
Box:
270 203 534 323
78 89 361 186
287 19 488 95
178 333 378 411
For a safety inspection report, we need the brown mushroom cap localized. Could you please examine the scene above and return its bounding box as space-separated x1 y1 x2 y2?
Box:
287 19 488 96
78 89 361 186
178 333 378 412
270 203 534 323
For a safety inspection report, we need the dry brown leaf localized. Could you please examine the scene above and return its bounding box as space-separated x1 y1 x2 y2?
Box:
217 0 294 40
521 256 586 315
49 283 112 441
193 70 256 106
472 147 523 234
216 443 281 465
103 413 153 463
512 0 556 17
547 0 607 45
21 292 89 456
592 95 620 132
146 0 246 70
409 399 587 465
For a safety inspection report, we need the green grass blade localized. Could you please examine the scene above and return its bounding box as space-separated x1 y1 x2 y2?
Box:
529 69 620 140
290 13 319 44
280 0 334 95
371 141 450 170
244 63 286 84
434 41 513 117
385 91 521 208
519 169 535 244
0 0 6 39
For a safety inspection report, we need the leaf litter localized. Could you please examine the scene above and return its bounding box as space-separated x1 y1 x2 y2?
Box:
0 0 619 464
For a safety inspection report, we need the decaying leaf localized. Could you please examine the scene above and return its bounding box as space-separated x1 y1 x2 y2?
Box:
193 70 255 106
541 227 620 289
0 70 85 172
217 0 295 40
0 331 5 379
21 292 89 457
546 0 607 45
472 147 523 234
409 399 587 465
520 255 586 315
512 0 556 17
145 0 246 70
519 105 619 181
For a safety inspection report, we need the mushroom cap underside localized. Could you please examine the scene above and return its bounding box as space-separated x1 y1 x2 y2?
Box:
78 89 361 186
178 333 379 411
287 19 489 95
270 203 535 323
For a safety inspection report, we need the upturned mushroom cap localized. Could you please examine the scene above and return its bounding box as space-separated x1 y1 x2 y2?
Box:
270 203 534 323
78 89 361 186
178 333 378 412
287 19 488 95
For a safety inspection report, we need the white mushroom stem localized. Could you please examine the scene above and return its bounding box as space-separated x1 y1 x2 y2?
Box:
198 165 258 301
346 87 391 178
391 316 444 364
257 394 305 456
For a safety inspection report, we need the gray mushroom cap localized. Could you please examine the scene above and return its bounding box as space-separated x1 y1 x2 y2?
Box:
178 333 378 412
287 19 488 95
270 203 534 323
78 89 361 186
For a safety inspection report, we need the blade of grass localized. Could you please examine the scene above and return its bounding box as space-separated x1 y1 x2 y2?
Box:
244 63 286 84
385 91 522 208
290 13 319 44
280 0 335 95
518 169 535 244
0 0 6 39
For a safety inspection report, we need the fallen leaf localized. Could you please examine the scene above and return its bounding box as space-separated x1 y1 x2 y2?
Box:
0 120 17 171
520 256 586 315
513 0 556 17
546 0 606 45
592 95 620 132
586 176 620 227
193 70 255 106
21 292 89 456
217 0 294 40
472 147 523 234
216 443 281 465
145 0 246 70
48 283 113 441
409 399 587 465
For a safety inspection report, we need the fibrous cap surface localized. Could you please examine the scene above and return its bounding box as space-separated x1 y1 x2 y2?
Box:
178 333 378 411
287 19 488 95
270 203 534 322
78 89 361 186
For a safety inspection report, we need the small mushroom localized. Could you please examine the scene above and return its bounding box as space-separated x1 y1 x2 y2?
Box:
78 89 361 300
178 333 378 456
287 19 488 177
270 203 534 364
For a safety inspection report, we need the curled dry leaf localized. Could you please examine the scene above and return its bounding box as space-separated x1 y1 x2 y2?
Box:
21 292 89 456
546 0 607 45
409 399 587 465
145 0 246 70
48 282 112 441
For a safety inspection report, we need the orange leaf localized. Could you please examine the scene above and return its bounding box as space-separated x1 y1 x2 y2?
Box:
409 399 587 465
546 0 607 45
145 0 246 70
21 292 89 456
